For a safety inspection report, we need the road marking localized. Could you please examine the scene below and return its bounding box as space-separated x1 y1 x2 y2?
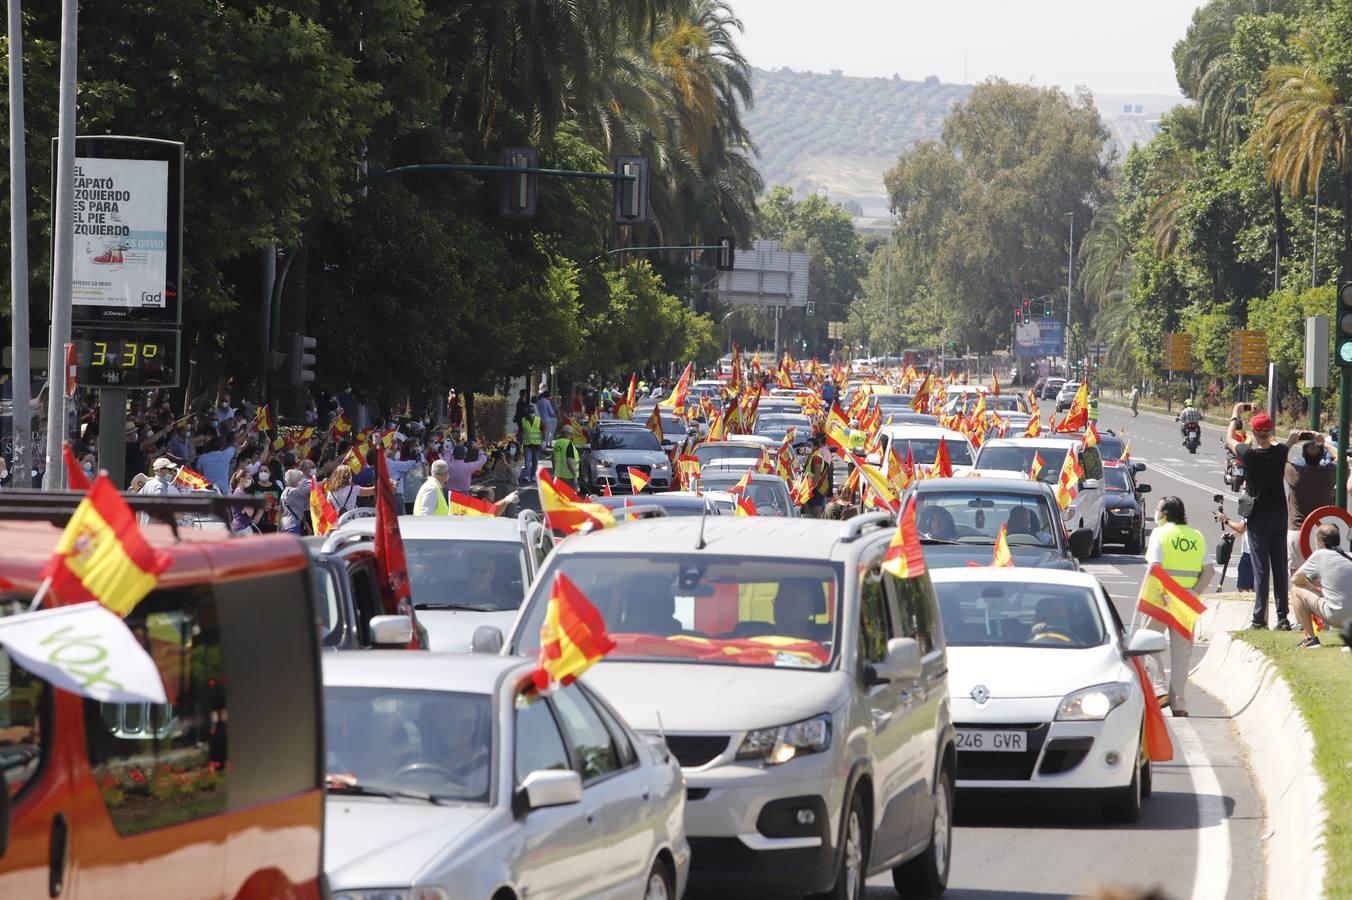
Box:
1148 463 1238 502
1161 457 1184 463
1169 716 1232 900
1080 563 1123 577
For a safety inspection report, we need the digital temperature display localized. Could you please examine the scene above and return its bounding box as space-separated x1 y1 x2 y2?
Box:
72 327 180 388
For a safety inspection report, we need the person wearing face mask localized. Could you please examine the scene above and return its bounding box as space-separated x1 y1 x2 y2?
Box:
491 441 523 501
247 463 283 532
1140 495 1211 716
140 458 184 497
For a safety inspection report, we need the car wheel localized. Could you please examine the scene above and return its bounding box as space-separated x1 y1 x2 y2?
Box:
1102 744 1143 823
1125 522 1143 555
643 859 673 900
893 763 953 897
818 788 870 900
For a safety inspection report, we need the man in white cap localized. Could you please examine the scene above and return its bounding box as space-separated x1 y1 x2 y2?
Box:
140 458 183 497
414 459 451 516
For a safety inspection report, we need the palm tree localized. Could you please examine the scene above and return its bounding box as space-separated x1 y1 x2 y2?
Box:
1144 147 1199 259
1078 202 1134 310
1251 38 1352 274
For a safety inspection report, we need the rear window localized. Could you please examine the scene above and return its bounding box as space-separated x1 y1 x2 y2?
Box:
406 539 529 611
974 445 1067 485
886 437 973 468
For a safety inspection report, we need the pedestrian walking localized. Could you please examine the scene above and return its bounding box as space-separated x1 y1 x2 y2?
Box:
519 404 544 482
1141 495 1210 716
552 424 581 490
1129 386 1140 417
1290 524 1352 647
1226 405 1305 629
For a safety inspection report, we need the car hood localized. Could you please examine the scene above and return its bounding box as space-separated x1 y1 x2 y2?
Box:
1104 490 1137 508
325 797 497 888
416 609 520 653
946 643 1127 700
593 450 669 467
922 544 1074 570
582 662 848 732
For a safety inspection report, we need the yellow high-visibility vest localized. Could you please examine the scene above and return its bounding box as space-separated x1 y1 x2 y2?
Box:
1156 521 1205 588
414 478 449 516
520 416 543 446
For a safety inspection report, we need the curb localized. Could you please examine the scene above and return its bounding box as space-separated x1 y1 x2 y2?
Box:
1191 601 1328 900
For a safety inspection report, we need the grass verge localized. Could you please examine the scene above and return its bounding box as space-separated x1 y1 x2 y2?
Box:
1233 627 1352 896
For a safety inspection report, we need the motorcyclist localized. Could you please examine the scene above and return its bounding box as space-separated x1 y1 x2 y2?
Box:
1177 398 1202 443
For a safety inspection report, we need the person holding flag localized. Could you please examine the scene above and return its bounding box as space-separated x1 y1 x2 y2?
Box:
1138 496 1210 716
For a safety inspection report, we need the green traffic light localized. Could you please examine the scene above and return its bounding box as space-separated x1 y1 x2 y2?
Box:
1340 340 1352 366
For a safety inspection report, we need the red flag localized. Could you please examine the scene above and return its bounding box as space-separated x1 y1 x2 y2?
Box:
882 494 927 580
373 453 415 630
933 437 954 478
64 443 91 491
1130 656 1174 762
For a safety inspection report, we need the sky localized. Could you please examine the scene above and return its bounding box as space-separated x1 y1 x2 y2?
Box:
729 0 1205 98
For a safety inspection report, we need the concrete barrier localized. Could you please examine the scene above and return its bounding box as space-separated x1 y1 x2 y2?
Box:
1191 600 1328 900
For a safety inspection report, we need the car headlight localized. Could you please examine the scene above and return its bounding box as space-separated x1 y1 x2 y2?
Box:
736 714 832 765
593 461 611 472
1055 683 1131 721
333 890 449 900
653 461 670 471
1108 506 1133 515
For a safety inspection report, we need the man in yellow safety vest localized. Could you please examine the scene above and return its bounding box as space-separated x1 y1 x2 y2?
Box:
1141 495 1210 716
414 459 451 516
519 404 544 484
552 424 581 490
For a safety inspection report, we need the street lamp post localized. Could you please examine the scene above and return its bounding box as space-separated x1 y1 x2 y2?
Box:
1065 212 1074 378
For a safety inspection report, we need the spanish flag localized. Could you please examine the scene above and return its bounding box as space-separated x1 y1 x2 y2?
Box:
253 403 273 434
41 476 171 616
538 468 616 535
853 459 899 513
729 471 752 495
1054 450 1079 511
449 491 497 517
173 465 212 492
1084 421 1100 448
1136 564 1207 640
825 402 851 455
882 495 927 580
328 412 352 442
734 494 758 516
625 373 638 411
627 467 651 494
1058 383 1090 432
991 371 1001 395
343 446 365 475
531 573 616 691
310 486 339 536
933 436 954 478
1024 415 1042 438
992 524 1014 567
660 362 694 410
63 443 91 491
1029 451 1045 480
645 406 664 443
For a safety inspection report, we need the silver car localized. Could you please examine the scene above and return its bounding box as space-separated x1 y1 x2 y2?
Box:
497 516 957 899
584 422 675 494
324 652 690 900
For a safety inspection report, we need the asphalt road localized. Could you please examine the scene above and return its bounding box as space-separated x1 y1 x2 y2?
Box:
862 400 1267 900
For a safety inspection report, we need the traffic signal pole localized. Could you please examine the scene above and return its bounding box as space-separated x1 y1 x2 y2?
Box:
1337 282 1352 508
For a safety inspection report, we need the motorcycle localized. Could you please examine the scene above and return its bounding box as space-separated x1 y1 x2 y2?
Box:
1223 448 1245 493
1181 421 1201 454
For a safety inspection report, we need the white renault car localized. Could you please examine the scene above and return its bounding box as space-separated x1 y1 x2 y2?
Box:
928 567 1166 822
971 437 1107 557
324 652 689 900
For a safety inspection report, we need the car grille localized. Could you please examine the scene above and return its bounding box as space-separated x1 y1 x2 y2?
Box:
618 465 651 483
664 734 730 768
955 722 1049 781
1039 737 1094 775
689 837 757 873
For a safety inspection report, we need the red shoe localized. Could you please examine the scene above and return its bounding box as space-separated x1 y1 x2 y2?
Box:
92 248 124 265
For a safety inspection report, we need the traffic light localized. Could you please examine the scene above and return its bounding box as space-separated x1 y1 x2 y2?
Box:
613 155 649 224
1022 298 1031 321
1338 281 1352 366
806 302 815 317
1044 298 1053 317
287 332 317 385
1014 305 1023 325
716 236 735 271
500 147 538 218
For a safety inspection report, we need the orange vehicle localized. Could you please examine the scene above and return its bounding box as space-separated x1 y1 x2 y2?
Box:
0 494 324 899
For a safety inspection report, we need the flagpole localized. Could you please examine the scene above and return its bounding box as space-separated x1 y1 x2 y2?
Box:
27 575 53 612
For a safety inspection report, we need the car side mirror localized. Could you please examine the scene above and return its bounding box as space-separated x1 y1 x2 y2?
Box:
1081 478 1100 491
370 615 413 648
520 769 583 811
1137 483 1152 494
1125 629 1168 657
1132 462 1147 473
471 625 505 654
865 453 881 467
1068 527 1094 559
866 637 921 685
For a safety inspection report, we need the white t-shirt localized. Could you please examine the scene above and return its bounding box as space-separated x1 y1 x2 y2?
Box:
1145 527 1164 565
1296 548 1352 627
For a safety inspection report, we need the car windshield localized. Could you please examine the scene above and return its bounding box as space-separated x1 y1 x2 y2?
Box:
975 445 1068 485
1103 466 1131 491
887 437 974 467
516 556 841 669
592 428 661 452
314 565 344 646
325 687 492 802
694 444 763 468
697 476 791 515
934 581 1106 649
1098 437 1126 464
405 539 530 611
915 492 1058 548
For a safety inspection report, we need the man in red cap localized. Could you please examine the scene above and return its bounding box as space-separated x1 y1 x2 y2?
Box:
1226 403 1310 630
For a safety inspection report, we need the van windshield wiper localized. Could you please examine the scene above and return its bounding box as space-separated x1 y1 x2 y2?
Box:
918 537 964 545
325 775 443 804
413 602 500 612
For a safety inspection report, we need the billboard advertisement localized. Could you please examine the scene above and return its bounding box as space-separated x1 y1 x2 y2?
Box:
71 157 169 311
1014 316 1065 357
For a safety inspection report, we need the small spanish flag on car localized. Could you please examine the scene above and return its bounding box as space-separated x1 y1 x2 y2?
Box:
627 467 650 494
1136 564 1206 640
173 465 212 492
39 476 171 617
532 573 616 691
1029 451 1045 480
933 436 954 479
538 469 616 535
734 493 758 516
881 495 927 580
449 491 497 517
992 524 1015 567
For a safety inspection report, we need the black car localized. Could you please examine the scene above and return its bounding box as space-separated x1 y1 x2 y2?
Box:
905 477 1093 570
1102 463 1152 553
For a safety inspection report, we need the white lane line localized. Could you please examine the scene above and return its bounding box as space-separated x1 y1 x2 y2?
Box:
1080 563 1123 577
1170 717 1232 900
1161 457 1184 463
1148 463 1238 502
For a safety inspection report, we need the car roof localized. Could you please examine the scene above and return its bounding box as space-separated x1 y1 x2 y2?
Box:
322 651 532 693
880 425 970 441
927 566 1100 590
337 515 523 541
913 477 1049 495
700 471 788 487
979 437 1084 451
552 515 883 561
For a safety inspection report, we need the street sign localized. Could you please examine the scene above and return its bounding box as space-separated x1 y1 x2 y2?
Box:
1088 342 1108 361
1162 332 1192 372
1230 330 1267 376
716 239 810 309
1013 317 1065 357
1306 315 1330 388
1298 505 1352 559
827 321 846 340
